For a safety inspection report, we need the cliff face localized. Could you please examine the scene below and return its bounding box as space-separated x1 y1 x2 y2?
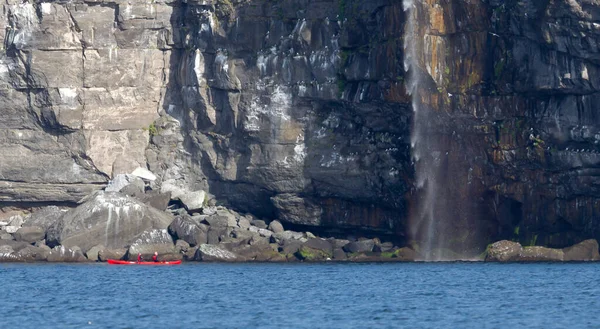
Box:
409 0 600 254
1 0 600 252
0 0 411 241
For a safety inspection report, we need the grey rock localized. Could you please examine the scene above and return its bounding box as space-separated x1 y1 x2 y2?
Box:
333 248 347 260
127 229 180 261
518 246 564 262
98 248 128 262
271 231 306 244
207 227 228 245
303 238 333 255
485 240 523 262
178 190 207 212
343 240 376 253
237 217 251 230
0 240 31 252
47 246 88 262
22 206 67 231
14 226 45 244
563 239 600 262
131 168 157 181
267 220 284 233
0 232 14 240
86 245 105 262
17 246 49 262
3 226 20 234
141 191 172 211
251 220 267 229
168 215 208 246
105 174 145 197
0 245 15 255
46 191 173 252
194 244 239 262
175 240 190 253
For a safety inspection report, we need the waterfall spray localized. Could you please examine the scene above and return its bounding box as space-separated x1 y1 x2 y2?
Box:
403 0 445 261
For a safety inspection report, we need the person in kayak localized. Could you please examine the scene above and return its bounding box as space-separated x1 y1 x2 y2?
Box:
152 251 158 262
137 253 143 262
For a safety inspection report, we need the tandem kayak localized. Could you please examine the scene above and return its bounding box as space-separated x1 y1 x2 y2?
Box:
107 259 182 265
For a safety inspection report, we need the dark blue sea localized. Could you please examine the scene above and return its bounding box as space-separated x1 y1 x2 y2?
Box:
1 262 598 328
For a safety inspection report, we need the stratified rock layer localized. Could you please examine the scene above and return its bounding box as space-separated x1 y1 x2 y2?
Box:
1 0 600 253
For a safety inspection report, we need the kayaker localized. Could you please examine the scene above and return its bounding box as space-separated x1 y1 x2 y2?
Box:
137 253 143 262
152 251 158 262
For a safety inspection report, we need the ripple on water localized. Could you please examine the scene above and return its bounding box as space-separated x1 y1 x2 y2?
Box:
1 263 599 328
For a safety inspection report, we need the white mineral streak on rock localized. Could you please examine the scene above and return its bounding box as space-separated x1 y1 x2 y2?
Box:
245 85 291 132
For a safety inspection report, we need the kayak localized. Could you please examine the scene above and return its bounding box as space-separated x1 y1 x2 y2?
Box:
107 259 182 265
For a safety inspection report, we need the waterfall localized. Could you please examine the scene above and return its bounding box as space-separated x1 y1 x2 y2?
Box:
403 0 445 261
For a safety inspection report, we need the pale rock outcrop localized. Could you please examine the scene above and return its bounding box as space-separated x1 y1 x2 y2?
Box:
46 191 173 252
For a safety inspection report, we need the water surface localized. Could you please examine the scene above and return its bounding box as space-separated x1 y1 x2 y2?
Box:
1 262 598 328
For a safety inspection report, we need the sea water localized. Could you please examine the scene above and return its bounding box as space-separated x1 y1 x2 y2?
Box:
1 262 598 328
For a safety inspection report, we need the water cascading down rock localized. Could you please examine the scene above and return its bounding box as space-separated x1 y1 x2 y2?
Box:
403 0 485 260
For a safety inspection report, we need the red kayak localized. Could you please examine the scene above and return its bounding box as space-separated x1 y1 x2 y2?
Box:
107 259 182 265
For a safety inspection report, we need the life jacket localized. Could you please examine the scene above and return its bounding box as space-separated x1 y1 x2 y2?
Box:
152 254 158 262
137 255 142 262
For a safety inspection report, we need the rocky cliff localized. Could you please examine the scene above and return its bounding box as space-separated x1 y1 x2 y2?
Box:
1 0 599 256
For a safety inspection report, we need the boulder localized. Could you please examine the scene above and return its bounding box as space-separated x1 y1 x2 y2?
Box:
22 206 66 231
562 239 600 261
0 240 31 252
131 167 157 181
234 243 282 261
279 239 304 256
141 191 171 211
86 245 104 262
296 245 332 261
237 217 251 229
518 246 564 262
343 239 376 253
47 246 88 262
105 174 145 197
3 226 20 234
330 239 351 249
35 241 51 250
203 212 237 228
0 232 14 240
485 240 523 262
267 220 284 233
271 231 305 244
175 240 190 253
251 219 267 229
207 227 228 245
178 190 207 212
333 248 347 260
14 226 45 244
249 226 273 238
168 215 208 246
127 229 179 261
0 245 14 255
46 191 173 252
303 238 333 255
17 246 50 262
194 244 239 262
98 248 128 261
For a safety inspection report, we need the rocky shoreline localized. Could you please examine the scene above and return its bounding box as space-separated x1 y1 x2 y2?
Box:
1 172 599 264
